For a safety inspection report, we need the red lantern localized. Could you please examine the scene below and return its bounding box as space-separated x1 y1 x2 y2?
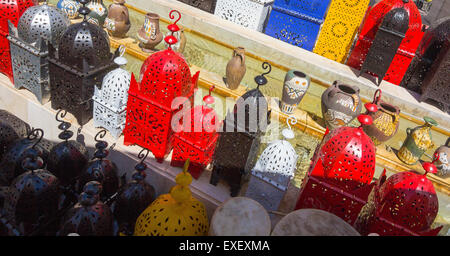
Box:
123 10 199 162
170 86 221 179
295 114 378 225
0 0 35 83
354 157 443 236
347 0 424 85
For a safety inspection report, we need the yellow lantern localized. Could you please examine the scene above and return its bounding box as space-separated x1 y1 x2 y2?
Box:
134 159 209 236
313 0 370 63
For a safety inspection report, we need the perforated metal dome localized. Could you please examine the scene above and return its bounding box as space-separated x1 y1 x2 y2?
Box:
95 59 131 110
381 7 409 33
0 0 36 32
17 3 70 48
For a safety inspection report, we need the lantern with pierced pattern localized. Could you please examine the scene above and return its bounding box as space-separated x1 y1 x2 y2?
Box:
123 10 199 162
0 0 35 83
354 160 442 236
93 45 130 139
0 109 30 163
295 113 378 225
171 86 220 179
347 0 424 86
8 2 70 104
48 0 118 126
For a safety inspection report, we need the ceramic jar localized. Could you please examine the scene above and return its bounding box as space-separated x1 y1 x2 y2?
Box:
164 26 186 53
280 70 310 114
362 89 400 146
105 0 131 38
225 47 246 90
86 0 108 27
321 81 362 129
397 117 438 165
433 139 449 177
137 13 163 52
57 0 81 19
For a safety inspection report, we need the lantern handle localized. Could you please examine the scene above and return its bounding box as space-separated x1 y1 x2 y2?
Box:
55 109 73 142
138 148 150 165
255 62 272 89
55 109 67 123
118 45 126 57
286 115 297 131
94 129 107 143
27 128 44 149
261 62 272 77
169 10 181 26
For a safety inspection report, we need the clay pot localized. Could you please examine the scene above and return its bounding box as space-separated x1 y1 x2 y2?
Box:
86 0 108 27
397 117 438 165
137 13 163 52
321 81 362 129
433 138 449 177
225 47 246 90
57 0 81 19
164 26 186 53
280 70 310 114
105 0 131 38
363 89 400 146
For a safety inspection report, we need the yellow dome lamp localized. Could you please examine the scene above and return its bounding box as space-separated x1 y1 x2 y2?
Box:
134 159 209 236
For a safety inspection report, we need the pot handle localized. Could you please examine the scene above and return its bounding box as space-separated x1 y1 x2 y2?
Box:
233 49 245 66
373 89 382 104
406 128 412 135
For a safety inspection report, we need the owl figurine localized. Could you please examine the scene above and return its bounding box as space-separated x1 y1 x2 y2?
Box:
281 70 311 114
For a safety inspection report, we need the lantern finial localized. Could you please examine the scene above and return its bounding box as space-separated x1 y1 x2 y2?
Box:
114 45 127 66
282 116 296 140
422 153 439 175
133 148 149 181
165 10 181 48
80 181 102 206
203 85 215 105
358 114 373 127
170 159 193 203
78 0 91 21
56 109 73 142
93 129 109 160
254 62 271 89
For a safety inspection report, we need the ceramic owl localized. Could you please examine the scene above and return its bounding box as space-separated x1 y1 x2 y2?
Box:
281 70 310 114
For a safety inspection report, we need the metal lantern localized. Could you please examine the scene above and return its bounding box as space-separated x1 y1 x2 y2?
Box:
48 0 118 126
347 0 424 86
214 0 274 32
59 181 114 236
113 148 155 236
134 160 209 236
358 7 410 86
123 10 200 162
93 45 131 139
354 161 442 236
171 86 220 179
0 0 36 83
246 116 298 211
177 0 217 14
77 130 119 200
400 17 450 92
264 0 331 51
210 62 272 197
295 114 378 225
313 0 371 63
8 2 70 104
414 0 432 14
0 109 30 162
47 110 89 186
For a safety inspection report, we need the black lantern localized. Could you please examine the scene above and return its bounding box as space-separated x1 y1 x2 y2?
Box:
210 62 271 197
358 7 410 86
177 0 217 13
76 130 119 199
0 110 30 162
47 110 89 186
48 0 119 126
113 148 155 236
59 181 114 236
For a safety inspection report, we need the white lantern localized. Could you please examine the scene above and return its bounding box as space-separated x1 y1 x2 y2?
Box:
92 45 131 139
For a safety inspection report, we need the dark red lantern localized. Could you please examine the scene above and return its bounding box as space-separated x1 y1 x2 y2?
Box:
354 157 442 236
295 114 378 225
170 86 220 179
0 0 35 83
347 0 424 85
123 10 199 162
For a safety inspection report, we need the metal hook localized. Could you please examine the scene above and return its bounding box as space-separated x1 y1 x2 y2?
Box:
138 148 150 164
94 129 107 143
261 62 272 77
286 115 298 131
27 128 44 149
169 10 181 25
118 45 126 57
55 109 67 123
209 85 215 96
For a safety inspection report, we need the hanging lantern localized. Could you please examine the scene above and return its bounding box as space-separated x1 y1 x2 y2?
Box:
354 161 442 236
59 181 114 236
245 116 298 211
171 86 221 179
295 113 379 225
8 2 70 104
47 110 89 186
123 10 200 162
48 0 119 126
177 0 217 14
134 159 209 236
93 45 131 139
264 0 331 51
347 0 424 86
113 148 155 236
0 109 30 163
210 62 272 197
77 130 119 200
400 17 450 92
0 0 36 83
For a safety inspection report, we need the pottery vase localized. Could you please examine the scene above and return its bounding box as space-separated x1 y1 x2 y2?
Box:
105 0 131 38
280 70 310 114
397 117 437 165
137 13 163 52
164 27 186 53
363 89 400 146
225 47 246 90
86 0 108 27
321 81 362 129
57 0 81 19
433 138 449 177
